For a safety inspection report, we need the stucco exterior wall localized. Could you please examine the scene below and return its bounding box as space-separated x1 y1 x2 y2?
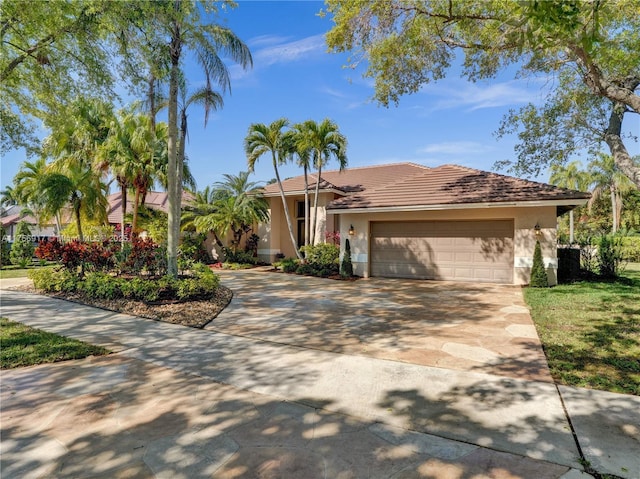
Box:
338 206 558 285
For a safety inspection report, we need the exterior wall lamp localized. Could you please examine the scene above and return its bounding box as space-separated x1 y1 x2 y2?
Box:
348 225 355 236
534 223 542 238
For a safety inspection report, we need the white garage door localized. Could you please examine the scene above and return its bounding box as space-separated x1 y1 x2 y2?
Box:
370 220 514 283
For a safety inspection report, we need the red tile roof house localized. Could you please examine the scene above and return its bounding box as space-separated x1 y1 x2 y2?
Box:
257 162 590 285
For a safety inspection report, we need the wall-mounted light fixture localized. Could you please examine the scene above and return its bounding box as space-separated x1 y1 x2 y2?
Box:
534 223 542 238
348 224 355 236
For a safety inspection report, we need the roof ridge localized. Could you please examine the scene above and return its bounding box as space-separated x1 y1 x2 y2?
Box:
315 161 430 175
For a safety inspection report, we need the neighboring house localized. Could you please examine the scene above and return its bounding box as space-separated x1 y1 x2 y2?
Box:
258 162 590 285
0 205 57 242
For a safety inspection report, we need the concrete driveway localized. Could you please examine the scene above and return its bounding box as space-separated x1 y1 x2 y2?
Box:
210 269 552 382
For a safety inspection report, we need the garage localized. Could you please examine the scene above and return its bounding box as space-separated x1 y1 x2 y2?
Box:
370 220 514 283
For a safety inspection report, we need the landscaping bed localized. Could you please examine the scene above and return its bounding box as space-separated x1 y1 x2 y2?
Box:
15 282 233 329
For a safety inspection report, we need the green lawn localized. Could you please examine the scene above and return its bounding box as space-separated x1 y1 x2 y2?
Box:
0 263 55 279
525 264 640 395
0 318 110 368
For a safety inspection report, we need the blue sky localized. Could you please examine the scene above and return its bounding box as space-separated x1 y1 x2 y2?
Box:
2 0 639 192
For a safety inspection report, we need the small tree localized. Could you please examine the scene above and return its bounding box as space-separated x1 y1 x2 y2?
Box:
10 221 35 268
340 238 354 277
1 226 11 267
529 240 548 288
597 234 623 279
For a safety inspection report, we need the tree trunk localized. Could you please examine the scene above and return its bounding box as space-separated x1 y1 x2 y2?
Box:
605 103 640 190
273 153 303 260
121 184 127 244
74 203 83 242
166 5 182 277
569 210 574 244
610 185 618 234
132 186 141 238
311 163 322 245
304 165 309 253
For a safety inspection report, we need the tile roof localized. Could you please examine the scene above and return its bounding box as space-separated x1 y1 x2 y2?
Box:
262 162 429 195
107 191 194 224
327 164 591 210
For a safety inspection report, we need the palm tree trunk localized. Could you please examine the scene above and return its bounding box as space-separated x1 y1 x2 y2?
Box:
273 154 303 260
121 185 127 244
166 5 182 277
75 203 83 243
304 165 309 251
132 186 140 238
311 163 322 245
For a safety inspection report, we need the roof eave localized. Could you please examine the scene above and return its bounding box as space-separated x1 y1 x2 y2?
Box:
327 198 590 214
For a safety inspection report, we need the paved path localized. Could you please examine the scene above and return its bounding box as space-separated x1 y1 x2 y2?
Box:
1 275 638 478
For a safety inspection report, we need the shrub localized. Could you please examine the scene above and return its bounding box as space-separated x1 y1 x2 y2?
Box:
29 267 79 293
280 258 298 273
529 240 549 288
1 226 11 267
295 263 316 276
222 247 257 265
81 272 122 299
121 237 167 276
10 221 34 268
301 243 340 269
619 236 640 262
598 234 623 278
179 233 211 264
245 233 260 256
35 238 64 262
340 238 354 277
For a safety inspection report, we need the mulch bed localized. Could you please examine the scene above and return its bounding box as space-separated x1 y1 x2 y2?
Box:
13 285 233 329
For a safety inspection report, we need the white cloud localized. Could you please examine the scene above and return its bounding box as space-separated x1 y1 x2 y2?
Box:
254 33 326 67
422 79 545 112
248 34 291 48
418 141 495 155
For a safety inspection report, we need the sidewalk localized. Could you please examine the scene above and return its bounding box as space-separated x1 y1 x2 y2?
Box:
1 285 638 478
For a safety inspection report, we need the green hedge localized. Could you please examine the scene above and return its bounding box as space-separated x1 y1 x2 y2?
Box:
620 236 640 262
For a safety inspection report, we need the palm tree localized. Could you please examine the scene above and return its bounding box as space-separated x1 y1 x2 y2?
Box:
587 153 635 234
41 164 108 242
164 3 252 277
245 118 302 260
13 158 52 227
549 161 590 243
183 172 268 253
302 119 347 244
291 122 312 249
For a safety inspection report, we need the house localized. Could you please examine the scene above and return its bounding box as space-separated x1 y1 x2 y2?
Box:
0 205 57 242
257 163 590 285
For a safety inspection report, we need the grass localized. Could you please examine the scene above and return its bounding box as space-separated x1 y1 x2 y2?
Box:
0 318 110 369
0 262 56 279
525 264 640 395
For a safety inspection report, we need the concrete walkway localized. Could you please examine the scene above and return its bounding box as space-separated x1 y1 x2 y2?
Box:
1 276 638 478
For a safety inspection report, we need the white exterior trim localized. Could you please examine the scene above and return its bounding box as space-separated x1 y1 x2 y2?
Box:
329 198 588 215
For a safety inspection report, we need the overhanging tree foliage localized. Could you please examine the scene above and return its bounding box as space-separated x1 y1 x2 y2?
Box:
324 0 640 187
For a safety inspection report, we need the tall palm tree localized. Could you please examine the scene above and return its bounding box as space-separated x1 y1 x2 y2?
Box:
164 2 252 277
245 118 302 260
549 161 590 243
302 119 347 244
291 122 312 249
587 153 634 234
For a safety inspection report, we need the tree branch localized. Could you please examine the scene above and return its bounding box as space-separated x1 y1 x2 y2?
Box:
604 102 640 189
570 44 640 113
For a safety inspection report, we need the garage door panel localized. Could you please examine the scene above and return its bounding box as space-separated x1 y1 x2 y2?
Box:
370 220 514 284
